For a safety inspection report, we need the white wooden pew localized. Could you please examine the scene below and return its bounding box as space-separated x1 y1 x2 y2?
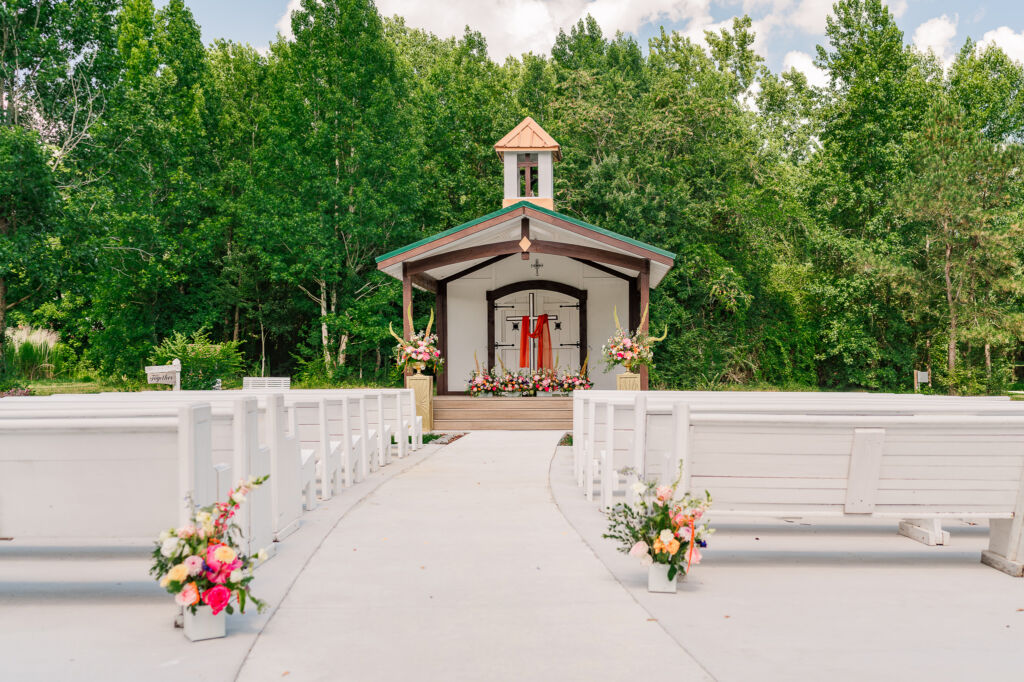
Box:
575 390 1019 496
0 397 274 555
0 405 215 539
243 377 291 390
43 392 315 540
655 410 1024 576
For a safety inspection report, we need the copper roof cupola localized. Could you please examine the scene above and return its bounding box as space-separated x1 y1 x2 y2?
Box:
494 117 560 210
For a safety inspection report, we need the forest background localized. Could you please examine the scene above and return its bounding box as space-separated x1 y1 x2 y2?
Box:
3 0 1024 394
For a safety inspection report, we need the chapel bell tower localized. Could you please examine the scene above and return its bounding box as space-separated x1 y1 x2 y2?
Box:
494 117 561 210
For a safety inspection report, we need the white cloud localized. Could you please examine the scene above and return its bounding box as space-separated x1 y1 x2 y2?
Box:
275 0 714 60
276 0 301 40
912 14 958 68
980 26 1024 65
887 0 908 19
783 50 828 87
788 0 833 35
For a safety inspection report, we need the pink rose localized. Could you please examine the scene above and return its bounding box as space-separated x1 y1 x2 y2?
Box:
202 585 232 615
206 544 224 571
656 486 672 502
177 524 196 539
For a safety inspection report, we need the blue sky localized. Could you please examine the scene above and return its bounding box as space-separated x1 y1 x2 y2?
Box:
162 1 1024 82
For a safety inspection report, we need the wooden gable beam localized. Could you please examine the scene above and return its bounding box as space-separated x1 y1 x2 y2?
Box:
410 272 438 293
406 241 522 275
529 239 648 273
522 206 674 266
406 237 649 276
440 254 513 285
570 257 634 281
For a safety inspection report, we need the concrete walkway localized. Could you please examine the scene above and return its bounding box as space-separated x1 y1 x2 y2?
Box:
237 431 711 681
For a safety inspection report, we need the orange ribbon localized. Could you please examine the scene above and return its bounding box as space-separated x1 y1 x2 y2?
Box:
519 314 553 369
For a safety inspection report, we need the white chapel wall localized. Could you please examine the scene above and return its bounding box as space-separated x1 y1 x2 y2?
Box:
446 255 627 392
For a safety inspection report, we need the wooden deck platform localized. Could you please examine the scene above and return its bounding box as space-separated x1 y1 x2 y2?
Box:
433 395 572 431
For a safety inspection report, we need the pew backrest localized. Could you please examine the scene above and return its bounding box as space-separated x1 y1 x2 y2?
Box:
0 404 214 538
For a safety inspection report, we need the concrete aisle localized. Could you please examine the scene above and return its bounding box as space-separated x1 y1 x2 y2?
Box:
236 431 711 682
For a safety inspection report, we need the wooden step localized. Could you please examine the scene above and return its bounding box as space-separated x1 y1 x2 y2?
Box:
434 408 572 421
433 419 572 431
432 396 574 430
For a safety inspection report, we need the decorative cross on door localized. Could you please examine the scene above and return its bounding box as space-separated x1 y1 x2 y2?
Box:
530 258 543 277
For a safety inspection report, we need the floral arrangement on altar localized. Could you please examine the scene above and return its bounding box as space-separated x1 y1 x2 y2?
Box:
150 476 269 617
602 306 667 373
467 367 592 396
604 473 712 585
389 308 443 374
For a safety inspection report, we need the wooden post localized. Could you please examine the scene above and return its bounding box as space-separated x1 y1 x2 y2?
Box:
486 291 495 370
402 264 413 340
628 276 640 333
402 265 413 379
639 262 650 391
578 292 588 372
436 280 448 394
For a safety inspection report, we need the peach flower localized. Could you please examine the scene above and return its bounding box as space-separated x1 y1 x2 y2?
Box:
175 582 200 607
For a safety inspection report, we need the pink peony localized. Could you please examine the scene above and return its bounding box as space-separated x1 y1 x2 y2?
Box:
628 541 649 559
183 555 204 576
202 585 232 615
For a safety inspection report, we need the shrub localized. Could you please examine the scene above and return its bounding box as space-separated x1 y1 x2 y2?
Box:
2 326 75 380
149 330 244 390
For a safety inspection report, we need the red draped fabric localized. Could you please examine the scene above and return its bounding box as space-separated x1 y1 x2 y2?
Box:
519 314 553 369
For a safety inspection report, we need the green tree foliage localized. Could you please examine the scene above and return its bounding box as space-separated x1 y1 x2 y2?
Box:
6 1 1024 394
0 127 55 369
895 99 1024 391
149 329 243 390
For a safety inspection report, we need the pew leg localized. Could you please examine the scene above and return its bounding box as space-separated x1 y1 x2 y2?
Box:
584 454 594 502
600 449 613 511
898 518 950 546
981 518 1024 577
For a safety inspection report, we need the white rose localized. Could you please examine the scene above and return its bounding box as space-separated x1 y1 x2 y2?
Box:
257 548 269 563
158 529 172 543
229 569 244 583
160 537 181 558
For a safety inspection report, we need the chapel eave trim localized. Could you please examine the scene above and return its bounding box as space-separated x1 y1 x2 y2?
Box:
375 201 674 273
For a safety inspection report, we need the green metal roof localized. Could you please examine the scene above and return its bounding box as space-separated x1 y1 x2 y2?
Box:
375 200 676 264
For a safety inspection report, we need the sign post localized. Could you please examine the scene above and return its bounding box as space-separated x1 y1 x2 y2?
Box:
146 358 181 391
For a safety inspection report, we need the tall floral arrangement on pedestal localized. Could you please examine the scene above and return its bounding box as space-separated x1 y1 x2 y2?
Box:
150 476 269 616
389 307 443 374
602 306 667 373
604 473 712 581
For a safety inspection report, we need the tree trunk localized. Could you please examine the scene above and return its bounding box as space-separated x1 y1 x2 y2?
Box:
319 280 330 368
259 316 266 377
232 304 240 343
337 333 347 367
944 241 956 392
985 343 992 378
